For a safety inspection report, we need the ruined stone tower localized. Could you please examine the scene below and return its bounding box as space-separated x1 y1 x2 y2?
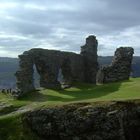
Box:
96 47 134 84
81 35 98 83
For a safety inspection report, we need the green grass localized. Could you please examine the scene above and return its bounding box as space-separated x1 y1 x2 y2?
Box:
19 78 140 106
0 78 140 139
1 78 140 109
0 114 39 140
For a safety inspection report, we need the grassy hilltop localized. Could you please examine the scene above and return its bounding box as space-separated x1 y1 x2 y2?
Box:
0 78 140 110
0 78 140 140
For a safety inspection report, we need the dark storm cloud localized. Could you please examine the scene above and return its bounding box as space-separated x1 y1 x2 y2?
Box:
0 0 140 57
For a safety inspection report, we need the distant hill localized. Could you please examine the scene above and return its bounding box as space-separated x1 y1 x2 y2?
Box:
0 56 139 88
0 57 18 88
131 56 140 77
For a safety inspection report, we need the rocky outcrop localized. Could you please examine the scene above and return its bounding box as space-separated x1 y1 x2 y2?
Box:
24 101 140 140
15 36 98 97
96 47 134 84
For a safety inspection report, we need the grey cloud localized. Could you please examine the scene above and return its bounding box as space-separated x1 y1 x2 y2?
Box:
0 0 140 57
2 0 140 35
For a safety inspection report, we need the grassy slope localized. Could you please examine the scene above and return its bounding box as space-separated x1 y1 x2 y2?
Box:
19 77 140 105
0 78 140 108
0 78 140 139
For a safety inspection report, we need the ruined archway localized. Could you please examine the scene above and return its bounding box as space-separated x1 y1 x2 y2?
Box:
57 58 72 88
15 53 62 97
33 64 40 88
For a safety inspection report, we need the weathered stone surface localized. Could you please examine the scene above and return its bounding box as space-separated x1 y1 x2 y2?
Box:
81 35 98 83
24 101 140 140
15 54 35 97
15 35 98 97
96 47 134 84
16 50 84 95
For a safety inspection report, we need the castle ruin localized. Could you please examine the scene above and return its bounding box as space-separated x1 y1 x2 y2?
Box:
15 35 134 98
96 47 134 83
15 35 98 97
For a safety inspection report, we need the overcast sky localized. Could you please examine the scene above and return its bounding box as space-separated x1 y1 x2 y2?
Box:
0 0 140 57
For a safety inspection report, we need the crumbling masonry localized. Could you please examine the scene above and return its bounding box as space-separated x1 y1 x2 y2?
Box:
96 47 134 84
15 35 134 98
15 36 98 97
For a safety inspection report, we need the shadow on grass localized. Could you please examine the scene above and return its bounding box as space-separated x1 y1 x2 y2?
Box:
19 90 48 102
20 80 133 102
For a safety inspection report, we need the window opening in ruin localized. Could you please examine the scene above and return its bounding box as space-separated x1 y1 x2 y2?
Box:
33 64 40 88
57 68 64 85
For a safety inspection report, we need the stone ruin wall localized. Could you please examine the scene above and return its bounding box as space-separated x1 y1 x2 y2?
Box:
15 36 98 97
96 47 134 84
15 35 134 98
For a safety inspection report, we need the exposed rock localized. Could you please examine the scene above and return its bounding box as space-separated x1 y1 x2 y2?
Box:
23 101 140 140
15 36 98 97
96 47 134 84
